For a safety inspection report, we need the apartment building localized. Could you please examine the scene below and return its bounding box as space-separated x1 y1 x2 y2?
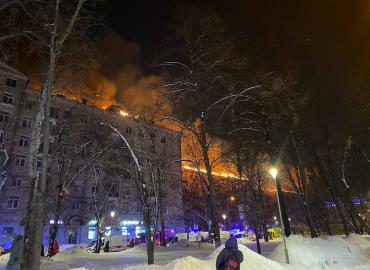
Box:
0 62 184 245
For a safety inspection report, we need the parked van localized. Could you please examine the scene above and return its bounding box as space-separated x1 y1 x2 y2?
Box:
104 235 129 252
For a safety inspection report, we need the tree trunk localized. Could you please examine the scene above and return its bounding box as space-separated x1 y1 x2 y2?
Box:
254 225 261 254
94 217 103 253
302 201 317 238
47 184 63 256
263 223 269 242
143 202 154 264
308 136 349 236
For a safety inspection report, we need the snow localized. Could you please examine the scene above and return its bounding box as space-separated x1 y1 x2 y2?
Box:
0 235 369 270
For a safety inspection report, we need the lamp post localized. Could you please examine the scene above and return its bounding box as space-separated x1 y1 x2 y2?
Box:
270 168 290 264
222 214 226 230
109 211 115 252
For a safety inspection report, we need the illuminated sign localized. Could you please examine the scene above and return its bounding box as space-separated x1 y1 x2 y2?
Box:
121 220 140 225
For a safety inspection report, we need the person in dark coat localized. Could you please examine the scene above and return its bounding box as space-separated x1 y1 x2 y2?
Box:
216 237 244 270
6 235 24 270
41 243 44 257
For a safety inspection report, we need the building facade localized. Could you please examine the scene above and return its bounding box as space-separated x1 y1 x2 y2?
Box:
0 62 184 246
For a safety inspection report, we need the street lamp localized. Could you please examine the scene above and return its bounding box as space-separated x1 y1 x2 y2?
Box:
270 167 290 264
222 214 226 230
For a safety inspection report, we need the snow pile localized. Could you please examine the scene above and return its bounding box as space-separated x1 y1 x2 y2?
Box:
52 246 90 262
0 254 9 263
269 235 370 269
123 244 285 270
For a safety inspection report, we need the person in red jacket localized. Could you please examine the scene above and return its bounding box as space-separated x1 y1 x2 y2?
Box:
52 240 59 256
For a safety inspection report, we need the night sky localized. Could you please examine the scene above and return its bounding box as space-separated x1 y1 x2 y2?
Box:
106 0 370 125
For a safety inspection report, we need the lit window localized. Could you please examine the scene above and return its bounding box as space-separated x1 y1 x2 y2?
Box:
2 93 14 104
15 155 26 167
2 227 14 237
22 117 32 128
11 178 22 187
7 195 19 209
6 78 16 87
19 136 29 147
0 111 10 122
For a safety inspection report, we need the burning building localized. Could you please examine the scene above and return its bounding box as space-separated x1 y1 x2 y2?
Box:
0 62 184 245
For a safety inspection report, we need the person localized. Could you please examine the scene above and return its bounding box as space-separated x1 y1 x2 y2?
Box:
216 237 244 270
41 243 44 257
6 235 24 270
52 240 59 256
129 238 135 248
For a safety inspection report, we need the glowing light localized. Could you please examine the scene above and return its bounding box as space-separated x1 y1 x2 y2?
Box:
121 220 140 225
182 165 239 179
222 214 226 220
269 168 278 179
120 110 129 117
230 195 236 201
110 211 115 218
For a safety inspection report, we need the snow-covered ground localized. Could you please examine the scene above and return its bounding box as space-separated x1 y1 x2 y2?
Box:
0 235 370 270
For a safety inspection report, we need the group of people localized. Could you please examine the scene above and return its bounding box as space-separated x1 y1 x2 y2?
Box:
5 235 60 270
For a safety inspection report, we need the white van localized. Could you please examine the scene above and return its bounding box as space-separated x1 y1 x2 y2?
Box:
104 235 129 252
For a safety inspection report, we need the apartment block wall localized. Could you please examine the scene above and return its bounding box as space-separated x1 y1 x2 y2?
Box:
0 63 184 244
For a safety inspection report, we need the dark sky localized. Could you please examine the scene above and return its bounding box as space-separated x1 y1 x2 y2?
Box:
107 0 370 124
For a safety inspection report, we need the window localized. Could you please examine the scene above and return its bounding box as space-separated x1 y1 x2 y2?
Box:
61 128 70 136
15 155 26 167
74 166 81 173
0 130 4 144
108 183 119 197
6 78 16 87
126 127 132 134
25 101 34 110
63 111 71 120
138 158 143 166
2 93 14 104
94 168 101 176
11 177 22 187
160 137 166 143
0 111 9 122
22 117 32 128
36 159 42 169
7 195 19 209
71 202 80 210
19 136 29 147
91 185 98 193
2 227 14 237
123 171 130 180
161 177 166 184
50 107 59 119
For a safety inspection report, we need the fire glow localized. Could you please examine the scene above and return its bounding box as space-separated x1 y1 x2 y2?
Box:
182 165 239 179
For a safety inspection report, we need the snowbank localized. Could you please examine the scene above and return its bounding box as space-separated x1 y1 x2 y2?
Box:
269 234 370 269
123 244 285 270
